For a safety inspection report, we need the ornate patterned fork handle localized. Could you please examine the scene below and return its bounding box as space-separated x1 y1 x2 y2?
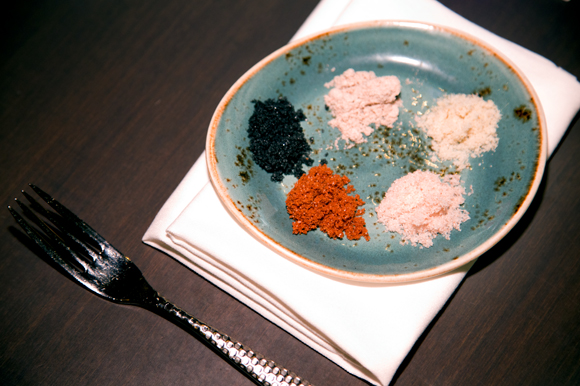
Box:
151 294 313 386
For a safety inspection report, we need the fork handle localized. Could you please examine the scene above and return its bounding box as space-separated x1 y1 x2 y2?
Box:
149 295 313 386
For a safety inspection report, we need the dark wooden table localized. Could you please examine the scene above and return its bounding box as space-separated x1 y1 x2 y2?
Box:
1 1 579 385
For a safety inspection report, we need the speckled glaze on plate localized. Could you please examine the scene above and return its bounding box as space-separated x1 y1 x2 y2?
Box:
206 21 547 283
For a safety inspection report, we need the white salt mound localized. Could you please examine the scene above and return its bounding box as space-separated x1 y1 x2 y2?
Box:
415 93 501 170
376 170 469 248
324 69 402 147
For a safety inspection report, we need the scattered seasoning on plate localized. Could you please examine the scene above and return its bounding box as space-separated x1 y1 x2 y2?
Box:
286 163 370 241
248 97 313 182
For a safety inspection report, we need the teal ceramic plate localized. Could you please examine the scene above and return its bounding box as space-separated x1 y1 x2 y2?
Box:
206 21 547 283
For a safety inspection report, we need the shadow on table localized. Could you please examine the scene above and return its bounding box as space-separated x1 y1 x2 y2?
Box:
465 162 548 278
8 224 72 276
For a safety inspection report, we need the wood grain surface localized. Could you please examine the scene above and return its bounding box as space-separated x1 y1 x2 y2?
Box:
1 1 579 385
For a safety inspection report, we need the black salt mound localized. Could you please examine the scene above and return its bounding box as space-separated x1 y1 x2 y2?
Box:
248 97 313 182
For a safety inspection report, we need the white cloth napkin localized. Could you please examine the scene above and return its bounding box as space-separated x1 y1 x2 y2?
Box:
143 1 580 385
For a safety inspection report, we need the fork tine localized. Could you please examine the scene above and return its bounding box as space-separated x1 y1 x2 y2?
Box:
13 197 93 272
8 204 87 282
21 190 74 236
22 190 53 217
28 184 109 249
20 190 100 266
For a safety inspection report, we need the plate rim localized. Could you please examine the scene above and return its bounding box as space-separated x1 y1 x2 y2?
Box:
205 20 548 283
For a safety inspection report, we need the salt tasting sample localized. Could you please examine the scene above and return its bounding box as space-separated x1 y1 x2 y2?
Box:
324 69 402 147
376 170 469 248
415 93 501 170
286 163 369 241
247 97 313 182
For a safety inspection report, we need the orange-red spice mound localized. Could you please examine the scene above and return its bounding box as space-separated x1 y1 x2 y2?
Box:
286 164 370 241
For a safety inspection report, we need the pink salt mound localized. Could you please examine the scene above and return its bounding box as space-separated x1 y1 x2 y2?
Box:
376 170 470 248
324 69 402 147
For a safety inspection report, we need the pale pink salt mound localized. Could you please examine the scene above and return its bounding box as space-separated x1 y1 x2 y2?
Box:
376 170 470 248
324 69 402 147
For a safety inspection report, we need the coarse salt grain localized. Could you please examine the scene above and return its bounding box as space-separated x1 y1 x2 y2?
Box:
376 170 469 248
324 69 402 147
415 93 501 170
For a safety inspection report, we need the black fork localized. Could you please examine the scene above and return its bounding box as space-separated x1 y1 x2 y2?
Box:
8 184 312 386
